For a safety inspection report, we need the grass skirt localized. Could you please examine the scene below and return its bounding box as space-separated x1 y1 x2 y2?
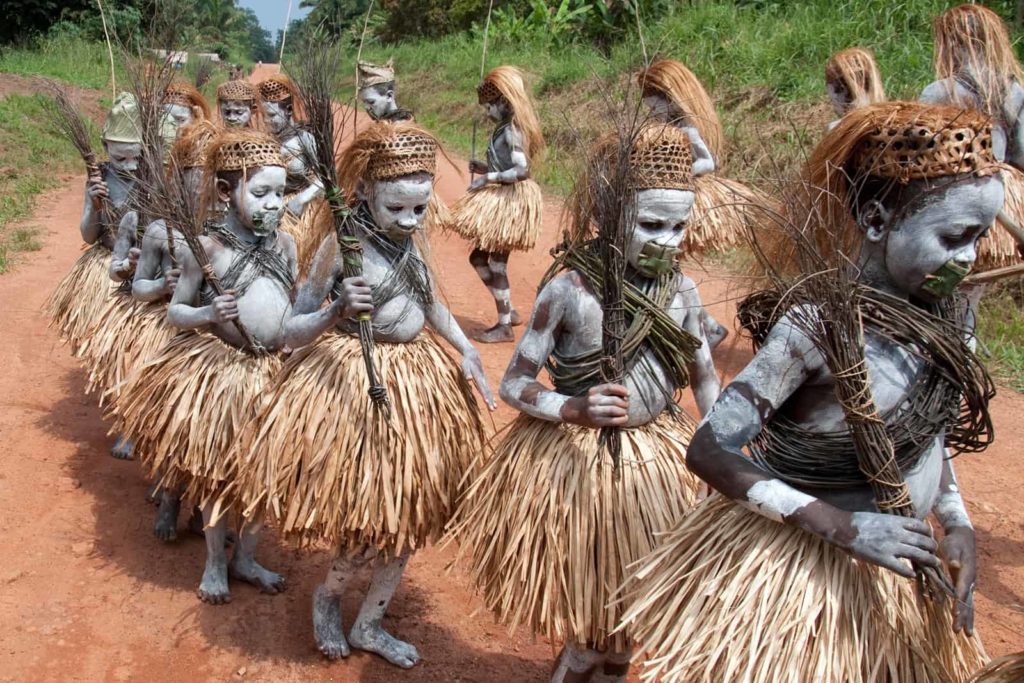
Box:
448 413 698 653
76 292 174 404
426 190 450 234
619 496 987 682
45 243 113 351
983 165 1024 270
445 178 543 253
233 332 488 557
282 193 321 276
687 175 778 255
109 331 280 512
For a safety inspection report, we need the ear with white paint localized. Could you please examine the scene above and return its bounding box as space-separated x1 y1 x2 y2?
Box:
355 179 370 203
216 178 233 204
857 198 891 243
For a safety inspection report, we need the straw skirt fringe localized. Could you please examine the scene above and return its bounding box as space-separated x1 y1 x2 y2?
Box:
619 496 987 683
282 193 321 275
445 178 543 253
233 332 487 557
447 413 698 653
77 293 174 403
110 331 280 511
687 175 777 255
45 243 113 350
426 190 450 233
985 165 1024 270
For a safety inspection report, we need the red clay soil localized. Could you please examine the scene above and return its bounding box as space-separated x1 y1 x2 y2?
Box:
0 65 1022 681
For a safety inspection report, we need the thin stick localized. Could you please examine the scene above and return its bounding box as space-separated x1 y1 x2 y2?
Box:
96 0 116 100
965 262 1024 284
352 0 377 133
470 0 495 182
279 0 293 64
997 208 1024 249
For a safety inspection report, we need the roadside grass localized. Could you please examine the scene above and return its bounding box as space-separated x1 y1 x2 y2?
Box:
978 283 1024 393
0 93 91 273
0 36 115 90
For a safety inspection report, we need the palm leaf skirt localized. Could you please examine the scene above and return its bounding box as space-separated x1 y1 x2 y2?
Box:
447 412 698 653
231 332 488 558
44 243 114 352
445 178 543 253
618 495 987 683
108 331 281 513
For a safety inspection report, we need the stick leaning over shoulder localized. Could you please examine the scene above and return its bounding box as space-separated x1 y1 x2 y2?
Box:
291 35 390 414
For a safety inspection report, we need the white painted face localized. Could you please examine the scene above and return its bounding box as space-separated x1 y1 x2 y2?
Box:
220 99 253 128
360 85 396 120
643 94 673 119
826 79 851 117
223 166 287 237
163 103 194 129
261 101 290 135
363 175 433 241
866 177 1004 301
484 100 509 122
104 141 143 174
625 188 695 277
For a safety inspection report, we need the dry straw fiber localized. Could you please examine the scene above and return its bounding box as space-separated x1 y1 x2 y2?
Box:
233 332 487 557
446 178 542 253
45 243 115 351
985 165 1024 270
77 292 174 403
968 652 1024 682
109 331 280 512
281 193 321 273
448 413 697 653
619 495 987 683
687 175 778 255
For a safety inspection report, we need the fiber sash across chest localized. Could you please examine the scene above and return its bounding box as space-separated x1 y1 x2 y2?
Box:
542 241 701 399
738 284 995 489
486 123 515 173
200 224 295 304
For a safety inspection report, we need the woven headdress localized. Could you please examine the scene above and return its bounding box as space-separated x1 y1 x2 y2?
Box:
357 59 395 90
217 79 259 104
102 91 143 143
628 124 695 191
825 47 886 111
258 74 298 103
337 121 438 199
164 80 211 120
476 65 545 159
638 58 724 161
207 129 285 174
171 120 219 170
934 4 1024 117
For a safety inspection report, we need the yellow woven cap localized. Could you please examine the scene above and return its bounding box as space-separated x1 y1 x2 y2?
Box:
102 91 143 143
358 59 396 89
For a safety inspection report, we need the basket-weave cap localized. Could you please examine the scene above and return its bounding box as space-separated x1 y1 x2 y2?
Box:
852 106 997 181
173 120 220 169
477 79 504 105
102 91 143 143
366 128 437 180
257 75 295 103
210 130 285 172
629 124 694 191
217 80 258 103
165 81 205 108
358 59 395 89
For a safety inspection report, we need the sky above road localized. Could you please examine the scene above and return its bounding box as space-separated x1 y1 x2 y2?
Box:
238 0 311 37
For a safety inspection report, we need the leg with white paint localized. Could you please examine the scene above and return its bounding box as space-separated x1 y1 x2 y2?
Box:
348 551 420 668
228 512 285 594
153 487 181 542
197 503 231 604
476 251 516 343
550 642 603 682
314 551 372 660
590 648 632 683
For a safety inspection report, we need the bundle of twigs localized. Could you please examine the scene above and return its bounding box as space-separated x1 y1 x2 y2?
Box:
291 34 389 415
37 79 113 231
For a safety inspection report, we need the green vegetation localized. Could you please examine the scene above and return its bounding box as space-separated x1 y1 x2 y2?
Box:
0 35 115 90
0 93 88 272
978 283 1024 393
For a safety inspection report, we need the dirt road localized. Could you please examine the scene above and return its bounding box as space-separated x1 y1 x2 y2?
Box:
0 65 1022 681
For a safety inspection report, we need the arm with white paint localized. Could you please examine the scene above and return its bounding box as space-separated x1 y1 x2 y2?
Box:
108 211 138 282
934 457 977 634
284 235 372 349
488 125 530 184
426 300 496 409
682 126 715 177
687 312 941 578
132 220 178 302
678 275 720 416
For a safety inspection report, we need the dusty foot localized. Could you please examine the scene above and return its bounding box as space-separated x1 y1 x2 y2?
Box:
551 645 603 683
153 494 181 543
313 584 349 660
474 323 514 344
510 309 524 326
349 620 420 669
197 561 231 605
109 435 134 460
229 556 286 595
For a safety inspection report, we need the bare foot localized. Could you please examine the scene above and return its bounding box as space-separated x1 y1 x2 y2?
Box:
229 556 286 595
110 435 134 460
510 309 524 326
153 492 181 542
551 645 603 683
474 323 514 344
198 560 231 604
313 584 349 660
349 620 420 669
